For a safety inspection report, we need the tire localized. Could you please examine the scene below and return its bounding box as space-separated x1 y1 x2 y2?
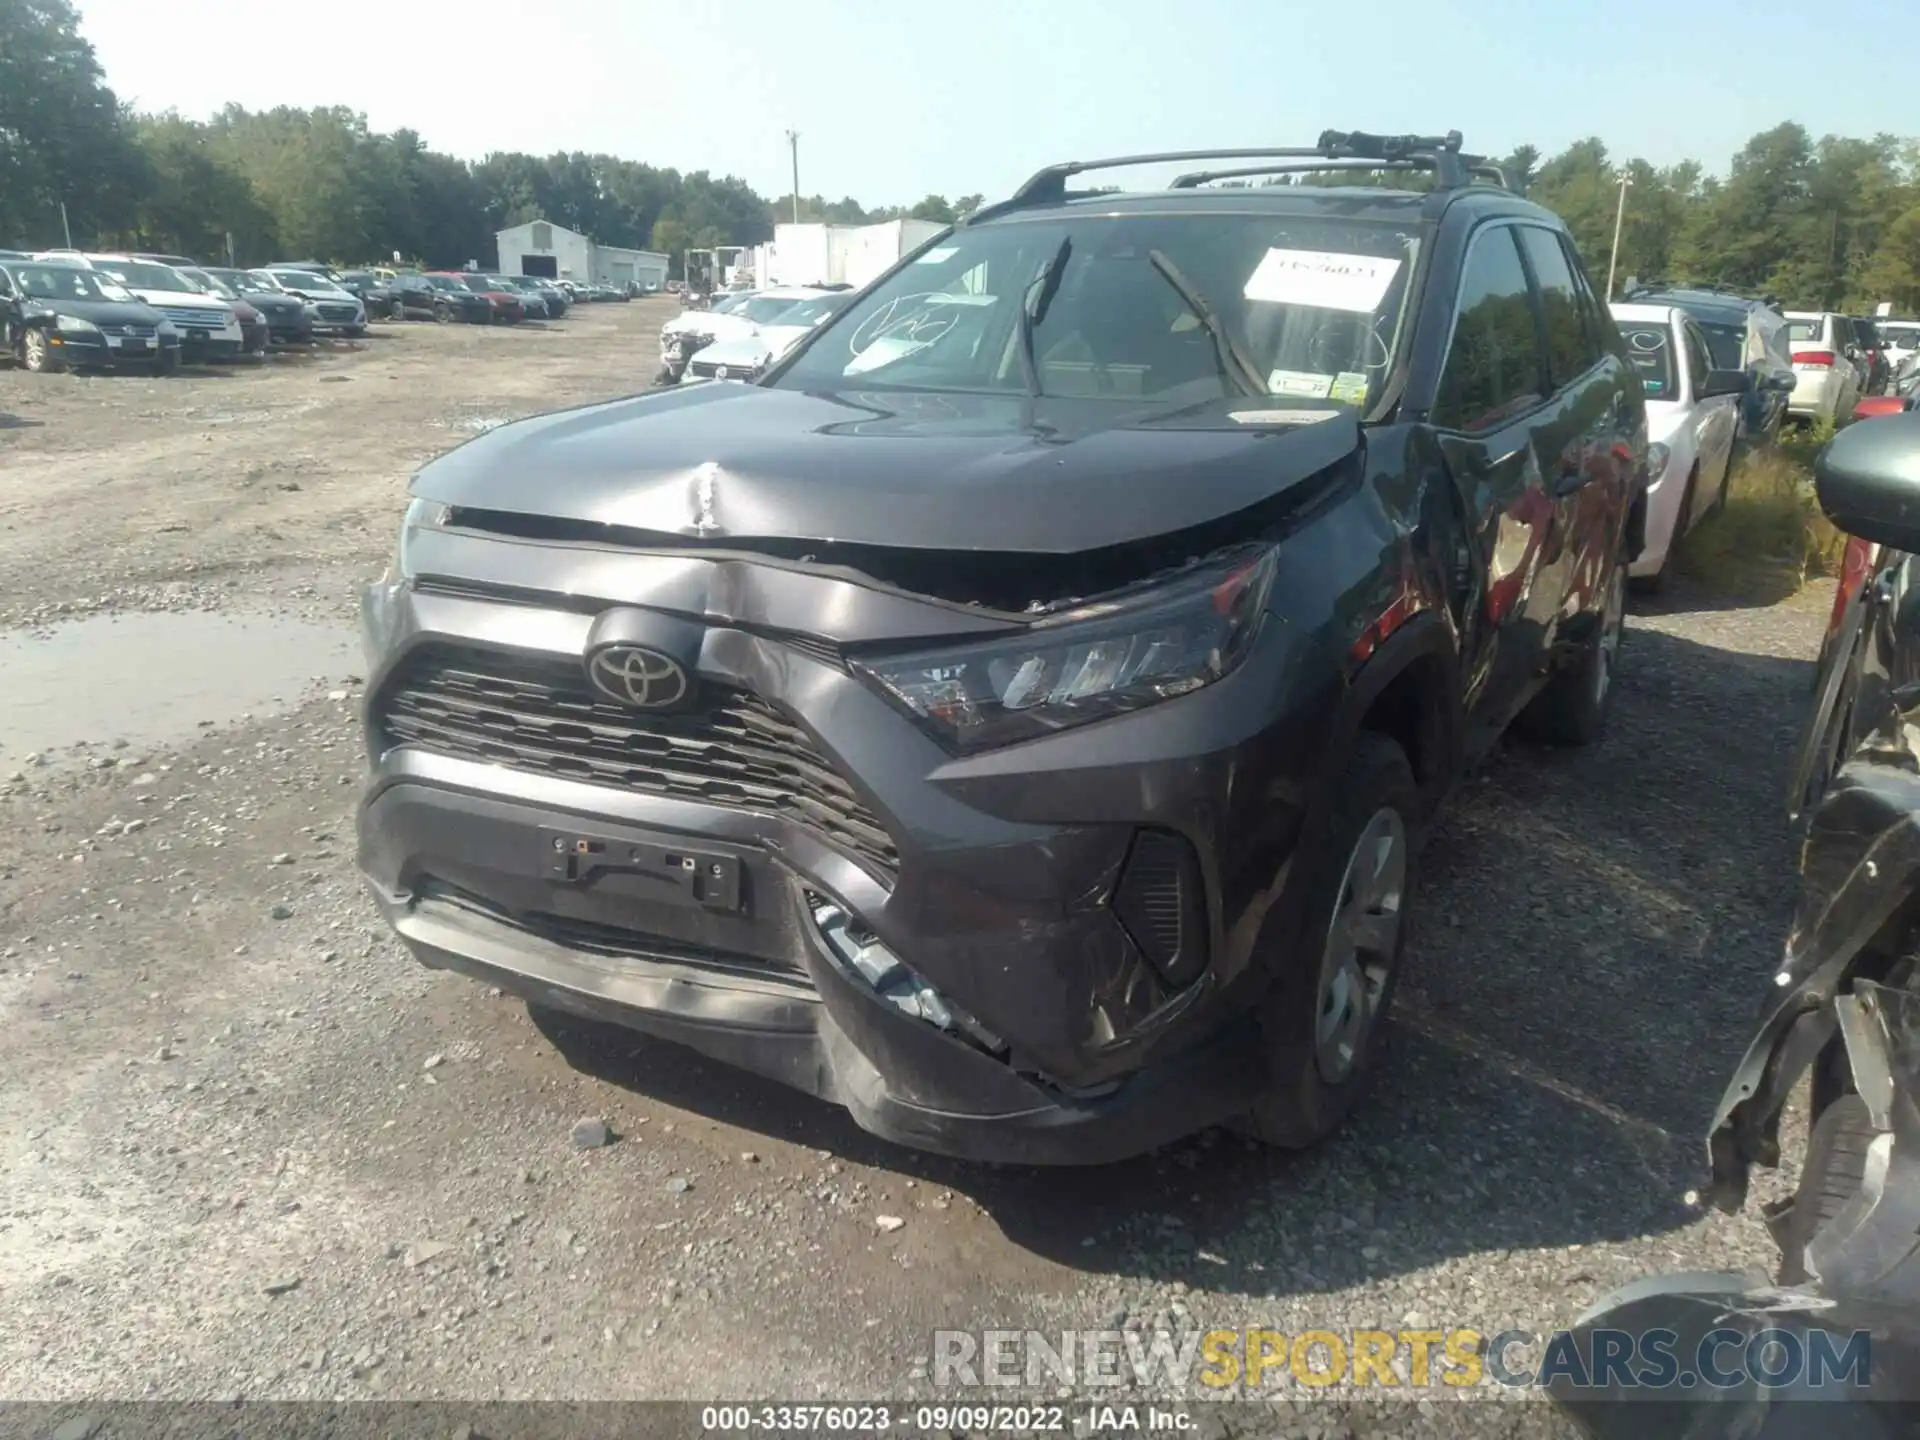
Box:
1518 559 1626 747
1778 1093 1875 1286
20 328 59 374
1631 467 1697 596
1241 732 1418 1149
433 302 450 324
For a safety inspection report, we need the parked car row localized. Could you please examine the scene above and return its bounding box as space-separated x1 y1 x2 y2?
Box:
0 246 373 373
0 246 647 373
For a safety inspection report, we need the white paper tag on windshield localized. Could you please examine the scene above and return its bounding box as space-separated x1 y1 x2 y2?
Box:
914 247 958 264
1268 369 1333 397
1244 249 1401 312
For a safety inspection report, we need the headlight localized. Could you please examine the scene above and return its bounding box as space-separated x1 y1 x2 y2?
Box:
1646 441 1673 481
388 496 450 583
850 548 1276 755
55 314 100 334
156 320 178 338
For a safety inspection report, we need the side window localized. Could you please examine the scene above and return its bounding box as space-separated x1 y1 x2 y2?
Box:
1681 323 1710 391
1432 226 1546 432
1516 227 1597 385
1830 315 1850 349
1558 236 1616 359
0 270 13 298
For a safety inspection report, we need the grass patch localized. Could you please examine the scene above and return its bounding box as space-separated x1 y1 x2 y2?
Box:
1679 425 1846 595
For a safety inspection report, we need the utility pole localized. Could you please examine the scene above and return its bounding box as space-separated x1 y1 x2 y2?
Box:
1605 170 1633 301
785 130 800 226
59 201 73 249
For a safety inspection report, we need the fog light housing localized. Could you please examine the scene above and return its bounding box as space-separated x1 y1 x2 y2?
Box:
808 894 1006 1056
1112 828 1208 988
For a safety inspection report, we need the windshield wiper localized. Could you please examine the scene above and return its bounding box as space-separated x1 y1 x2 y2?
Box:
1146 249 1266 397
1014 237 1071 397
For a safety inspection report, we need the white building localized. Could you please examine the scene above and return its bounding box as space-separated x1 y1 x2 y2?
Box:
753 218 948 291
494 220 669 290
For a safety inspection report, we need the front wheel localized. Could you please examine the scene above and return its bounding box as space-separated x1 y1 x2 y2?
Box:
20 328 59 373
1517 559 1626 747
1241 732 1417 1150
433 303 450 324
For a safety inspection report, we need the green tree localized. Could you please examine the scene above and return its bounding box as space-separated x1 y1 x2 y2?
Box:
0 0 141 245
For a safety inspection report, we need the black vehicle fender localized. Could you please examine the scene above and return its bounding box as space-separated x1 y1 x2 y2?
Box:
1332 606 1465 824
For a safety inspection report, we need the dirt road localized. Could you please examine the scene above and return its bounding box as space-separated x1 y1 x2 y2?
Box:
0 306 1831 1429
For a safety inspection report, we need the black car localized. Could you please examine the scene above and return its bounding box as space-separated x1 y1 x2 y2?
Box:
416 273 493 324
198 266 314 345
0 259 181 374
1620 283 1798 443
1851 316 1893 396
356 130 1650 1164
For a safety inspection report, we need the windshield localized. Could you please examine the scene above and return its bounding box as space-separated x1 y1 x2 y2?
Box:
94 259 192 292
708 293 747 314
740 295 806 324
427 275 469 293
205 269 256 292
773 213 1422 402
13 265 133 303
1615 322 1678 397
181 268 237 299
773 294 849 328
274 271 344 293
1880 322 1920 346
459 275 494 291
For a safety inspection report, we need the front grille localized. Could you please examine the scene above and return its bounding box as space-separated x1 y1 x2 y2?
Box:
690 359 757 379
376 644 898 879
318 303 358 321
100 323 157 337
158 305 225 328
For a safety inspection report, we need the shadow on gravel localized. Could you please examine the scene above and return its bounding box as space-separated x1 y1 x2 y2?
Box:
0 410 42 428
532 618 1817 1297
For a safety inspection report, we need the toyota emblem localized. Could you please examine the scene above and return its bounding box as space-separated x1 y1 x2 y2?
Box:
587 645 691 710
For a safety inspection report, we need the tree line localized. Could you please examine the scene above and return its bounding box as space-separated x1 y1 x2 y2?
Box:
4 0 1918 306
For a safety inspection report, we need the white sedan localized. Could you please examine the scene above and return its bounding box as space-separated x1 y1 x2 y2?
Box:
1610 301 1746 590
680 291 854 382
657 287 839 382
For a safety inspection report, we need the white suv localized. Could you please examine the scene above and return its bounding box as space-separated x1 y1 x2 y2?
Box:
1877 319 1920 375
1783 311 1866 427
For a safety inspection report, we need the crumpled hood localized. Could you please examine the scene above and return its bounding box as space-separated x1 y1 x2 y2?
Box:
410 381 1361 554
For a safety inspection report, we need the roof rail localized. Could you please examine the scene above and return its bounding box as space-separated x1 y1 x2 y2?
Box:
965 130 1501 225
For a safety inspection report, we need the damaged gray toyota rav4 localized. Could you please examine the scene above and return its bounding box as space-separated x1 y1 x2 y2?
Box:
358 131 1651 1164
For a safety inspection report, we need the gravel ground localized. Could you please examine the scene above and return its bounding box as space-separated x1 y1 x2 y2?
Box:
0 309 1834 1436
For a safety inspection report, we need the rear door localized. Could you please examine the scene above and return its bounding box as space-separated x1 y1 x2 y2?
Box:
1428 220 1559 743
1513 225 1629 646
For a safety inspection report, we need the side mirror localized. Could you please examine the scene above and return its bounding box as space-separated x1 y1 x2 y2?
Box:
1765 370 1799 393
1697 368 1753 400
1816 411 1920 551
1846 344 1864 362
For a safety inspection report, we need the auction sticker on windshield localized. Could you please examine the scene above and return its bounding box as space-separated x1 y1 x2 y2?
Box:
1267 369 1334 398
914 247 958 264
1244 249 1401 313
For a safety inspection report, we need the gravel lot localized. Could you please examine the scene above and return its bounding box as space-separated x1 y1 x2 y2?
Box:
0 305 1833 1434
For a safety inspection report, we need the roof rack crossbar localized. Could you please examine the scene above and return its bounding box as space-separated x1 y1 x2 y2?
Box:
966 129 1499 225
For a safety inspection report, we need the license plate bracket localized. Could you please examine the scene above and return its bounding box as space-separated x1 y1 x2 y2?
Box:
539 827 743 912
187 328 210 341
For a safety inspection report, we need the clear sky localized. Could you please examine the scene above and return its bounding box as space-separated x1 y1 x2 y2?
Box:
73 0 1915 209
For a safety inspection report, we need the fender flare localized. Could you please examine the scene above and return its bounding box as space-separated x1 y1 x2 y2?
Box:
1329 608 1465 815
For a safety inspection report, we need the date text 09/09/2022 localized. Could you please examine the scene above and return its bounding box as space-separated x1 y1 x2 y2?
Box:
700 1405 1169 1433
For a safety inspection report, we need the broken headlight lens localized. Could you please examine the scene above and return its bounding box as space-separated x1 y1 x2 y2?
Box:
387 496 449 583
850 548 1276 755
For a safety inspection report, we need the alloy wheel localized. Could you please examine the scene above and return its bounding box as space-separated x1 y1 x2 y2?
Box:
1313 806 1408 1084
